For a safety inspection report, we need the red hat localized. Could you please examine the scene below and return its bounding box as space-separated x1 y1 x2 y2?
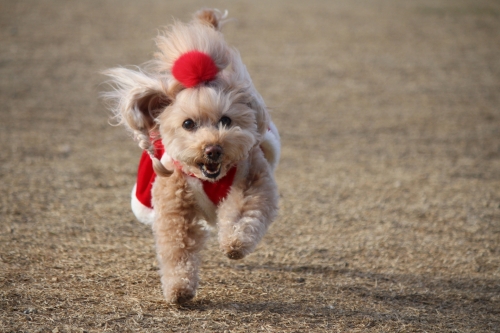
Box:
172 51 219 88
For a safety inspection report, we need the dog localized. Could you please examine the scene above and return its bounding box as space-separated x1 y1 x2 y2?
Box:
102 9 280 304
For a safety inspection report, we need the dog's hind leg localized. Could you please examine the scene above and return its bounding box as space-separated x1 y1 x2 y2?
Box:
152 173 208 304
217 148 279 259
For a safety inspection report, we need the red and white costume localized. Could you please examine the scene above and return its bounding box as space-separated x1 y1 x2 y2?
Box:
131 122 280 225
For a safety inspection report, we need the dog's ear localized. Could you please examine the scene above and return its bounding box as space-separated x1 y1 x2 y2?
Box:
249 92 270 139
102 67 171 134
102 67 174 177
226 49 270 139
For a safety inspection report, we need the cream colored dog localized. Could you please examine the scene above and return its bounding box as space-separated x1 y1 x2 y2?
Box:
103 9 280 304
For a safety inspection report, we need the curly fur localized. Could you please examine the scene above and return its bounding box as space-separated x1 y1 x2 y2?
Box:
102 9 280 304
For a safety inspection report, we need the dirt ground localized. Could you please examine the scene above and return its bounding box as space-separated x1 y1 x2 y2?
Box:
1 0 499 332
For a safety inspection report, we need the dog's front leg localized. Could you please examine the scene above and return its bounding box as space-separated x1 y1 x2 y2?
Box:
152 174 207 304
218 149 279 260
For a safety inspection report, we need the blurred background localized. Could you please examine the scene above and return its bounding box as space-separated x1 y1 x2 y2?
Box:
1 0 499 331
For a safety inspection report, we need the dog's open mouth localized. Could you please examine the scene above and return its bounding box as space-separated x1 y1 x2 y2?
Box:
199 162 221 179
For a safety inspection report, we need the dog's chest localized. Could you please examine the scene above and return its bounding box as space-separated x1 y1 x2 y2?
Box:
185 176 218 223
184 165 243 223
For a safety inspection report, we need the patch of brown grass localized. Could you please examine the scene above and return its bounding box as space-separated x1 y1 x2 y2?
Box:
1 0 499 332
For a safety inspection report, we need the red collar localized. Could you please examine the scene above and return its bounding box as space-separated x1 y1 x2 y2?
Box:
135 141 237 209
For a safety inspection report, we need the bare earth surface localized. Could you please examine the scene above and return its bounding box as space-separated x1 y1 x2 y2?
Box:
1 0 499 332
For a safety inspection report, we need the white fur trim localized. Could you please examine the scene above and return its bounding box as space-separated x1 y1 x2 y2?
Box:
261 121 281 171
131 183 155 225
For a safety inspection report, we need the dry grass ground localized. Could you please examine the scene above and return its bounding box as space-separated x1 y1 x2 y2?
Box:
1 0 499 332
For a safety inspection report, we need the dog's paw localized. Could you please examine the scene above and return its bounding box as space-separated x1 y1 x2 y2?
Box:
219 217 265 260
220 240 252 260
162 275 198 304
226 249 245 260
164 287 196 305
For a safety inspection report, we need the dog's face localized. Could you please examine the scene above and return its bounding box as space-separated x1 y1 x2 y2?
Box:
160 85 258 181
102 18 270 180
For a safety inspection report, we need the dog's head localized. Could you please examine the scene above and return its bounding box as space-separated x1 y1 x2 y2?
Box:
102 9 270 181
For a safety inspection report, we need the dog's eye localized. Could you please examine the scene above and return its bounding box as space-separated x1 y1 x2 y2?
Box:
182 119 196 131
219 116 231 128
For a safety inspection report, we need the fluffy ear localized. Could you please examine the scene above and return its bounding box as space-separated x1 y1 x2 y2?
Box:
249 91 270 139
102 67 174 177
226 49 270 138
102 67 171 134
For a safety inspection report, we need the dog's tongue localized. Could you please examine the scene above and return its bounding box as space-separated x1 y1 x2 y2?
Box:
205 162 219 173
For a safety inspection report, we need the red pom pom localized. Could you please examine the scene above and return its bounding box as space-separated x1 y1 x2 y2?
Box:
172 51 219 88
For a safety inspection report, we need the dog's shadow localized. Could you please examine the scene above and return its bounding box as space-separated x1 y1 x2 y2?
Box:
175 263 498 329
177 263 341 315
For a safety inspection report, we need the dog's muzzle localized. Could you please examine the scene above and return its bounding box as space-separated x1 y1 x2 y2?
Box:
199 145 223 179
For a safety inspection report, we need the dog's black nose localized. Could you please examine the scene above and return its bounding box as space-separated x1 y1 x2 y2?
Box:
204 145 222 161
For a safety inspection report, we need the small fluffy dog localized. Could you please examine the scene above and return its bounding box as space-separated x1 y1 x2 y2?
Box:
102 9 280 304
